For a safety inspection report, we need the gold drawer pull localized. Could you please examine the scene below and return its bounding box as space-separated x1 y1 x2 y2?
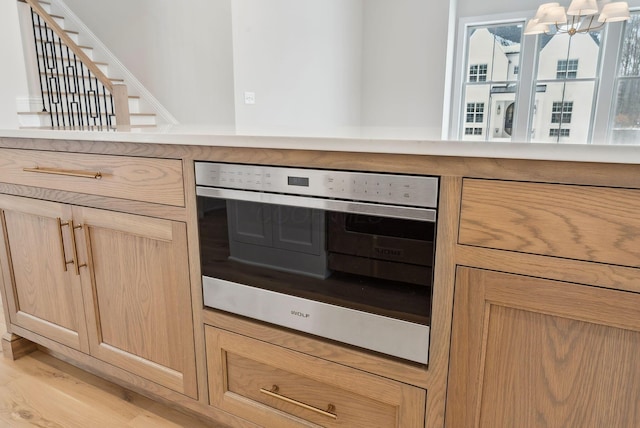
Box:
68 221 87 276
260 385 337 420
23 167 102 179
57 218 74 271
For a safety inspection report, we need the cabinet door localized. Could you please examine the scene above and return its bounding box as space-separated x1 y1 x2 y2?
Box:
73 207 197 398
0 195 89 352
446 267 640 428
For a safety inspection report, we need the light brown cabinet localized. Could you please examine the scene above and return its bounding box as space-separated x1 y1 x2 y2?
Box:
205 325 426 428
74 206 197 398
0 148 185 206
446 268 640 427
449 176 640 428
0 196 90 353
0 194 197 398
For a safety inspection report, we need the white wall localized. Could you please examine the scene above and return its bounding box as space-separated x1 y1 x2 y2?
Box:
361 0 448 138
231 0 363 135
62 0 236 127
0 1 30 128
57 0 451 138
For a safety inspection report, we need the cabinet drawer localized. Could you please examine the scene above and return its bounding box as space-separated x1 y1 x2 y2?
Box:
459 179 640 267
205 326 426 428
0 149 184 206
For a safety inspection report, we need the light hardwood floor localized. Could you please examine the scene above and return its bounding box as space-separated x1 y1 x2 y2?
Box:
0 301 227 427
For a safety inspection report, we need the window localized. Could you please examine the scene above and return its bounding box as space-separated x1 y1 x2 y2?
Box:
465 127 483 135
466 103 484 123
459 23 523 141
556 59 579 79
469 64 488 82
454 11 640 143
551 101 573 124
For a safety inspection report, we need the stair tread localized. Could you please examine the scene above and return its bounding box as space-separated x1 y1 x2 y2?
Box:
41 91 140 99
38 56 107 66
34 25 79 35
19 125 159 130
18 111 155 117
39 71 123 81
34 39 92 50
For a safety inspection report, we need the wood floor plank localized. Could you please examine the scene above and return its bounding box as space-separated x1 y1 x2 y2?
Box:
0 297 227 427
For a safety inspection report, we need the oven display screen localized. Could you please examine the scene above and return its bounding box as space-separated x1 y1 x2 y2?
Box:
288 176 309 187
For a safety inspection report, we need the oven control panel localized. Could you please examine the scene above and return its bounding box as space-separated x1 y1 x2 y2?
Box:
195 162 439 208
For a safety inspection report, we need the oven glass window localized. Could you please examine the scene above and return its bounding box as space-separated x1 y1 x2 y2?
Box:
198 197 435 325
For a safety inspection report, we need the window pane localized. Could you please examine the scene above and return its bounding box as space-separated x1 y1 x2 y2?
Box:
533 31 601 143
611 79 640 144
531 82 596 143
461 23 523 141
611 13 640 144
618 14 640 78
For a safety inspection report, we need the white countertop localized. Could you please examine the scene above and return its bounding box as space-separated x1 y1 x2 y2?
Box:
2 126 640 164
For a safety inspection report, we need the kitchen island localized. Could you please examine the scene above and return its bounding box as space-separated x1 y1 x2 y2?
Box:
0 128 639 428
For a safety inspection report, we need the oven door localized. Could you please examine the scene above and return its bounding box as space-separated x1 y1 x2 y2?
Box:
196 189 436 364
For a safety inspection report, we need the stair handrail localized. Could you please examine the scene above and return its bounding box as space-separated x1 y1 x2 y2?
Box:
22 0 130 126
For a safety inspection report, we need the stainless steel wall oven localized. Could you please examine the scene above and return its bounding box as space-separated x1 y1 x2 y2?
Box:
195 162 439 364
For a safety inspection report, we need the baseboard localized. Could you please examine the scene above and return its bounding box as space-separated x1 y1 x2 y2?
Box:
15 96 44 112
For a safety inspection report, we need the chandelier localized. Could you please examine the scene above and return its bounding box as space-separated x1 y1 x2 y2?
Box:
524 0 630 35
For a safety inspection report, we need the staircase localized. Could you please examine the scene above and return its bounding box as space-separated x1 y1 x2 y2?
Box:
17 0 157 129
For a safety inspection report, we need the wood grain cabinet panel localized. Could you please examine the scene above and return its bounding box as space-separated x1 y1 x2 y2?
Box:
0 149 184 207
459 179 640 267
205 326 426 428
74 207 198 398
446 267 640 428
0 194 197 399
0 195 89 352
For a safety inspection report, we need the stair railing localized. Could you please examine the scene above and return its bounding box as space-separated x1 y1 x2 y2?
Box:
23 0 130 128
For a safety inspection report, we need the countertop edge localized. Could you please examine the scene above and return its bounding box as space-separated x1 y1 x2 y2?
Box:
1 128 640 164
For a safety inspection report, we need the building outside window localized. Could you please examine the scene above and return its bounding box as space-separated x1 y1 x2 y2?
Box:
549 128 570 137
556 59 579 79
464 127 483 135
551 101 573 124
469 64 488 82
466 102 484 123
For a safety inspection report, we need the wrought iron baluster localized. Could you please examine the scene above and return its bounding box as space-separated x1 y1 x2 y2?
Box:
94 76 103 128
71 52 83 128
109 93 115 129
30 9 47 115
28 5 122 131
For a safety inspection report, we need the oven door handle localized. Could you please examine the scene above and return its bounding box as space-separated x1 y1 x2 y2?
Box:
196 186 436 222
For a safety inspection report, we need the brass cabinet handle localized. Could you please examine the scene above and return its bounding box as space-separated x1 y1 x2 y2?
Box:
259 385 337 420
68 220 87 276
23 167 102 179
57 218 74 271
